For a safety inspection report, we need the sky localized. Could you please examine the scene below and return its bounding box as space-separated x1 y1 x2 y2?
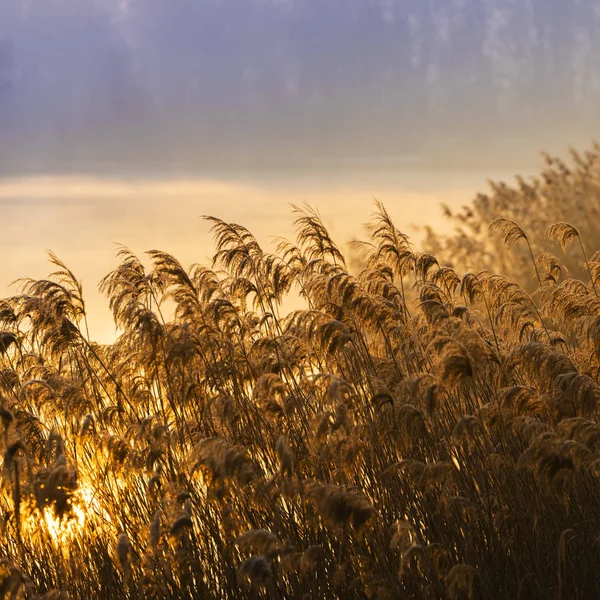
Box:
0 0 598 174
0 1 598 341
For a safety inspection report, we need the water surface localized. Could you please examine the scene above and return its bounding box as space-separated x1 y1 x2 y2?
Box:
0 167 528 342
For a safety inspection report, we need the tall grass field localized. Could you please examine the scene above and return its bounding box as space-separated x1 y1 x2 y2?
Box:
1 144 600 598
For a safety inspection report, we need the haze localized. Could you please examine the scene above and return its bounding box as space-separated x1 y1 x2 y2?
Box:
0 0 597 340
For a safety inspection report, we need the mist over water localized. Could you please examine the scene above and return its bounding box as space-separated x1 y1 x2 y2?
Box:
0 167 526 342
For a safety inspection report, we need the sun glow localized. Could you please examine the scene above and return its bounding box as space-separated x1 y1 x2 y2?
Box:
42 503 85 544
39 483 109 545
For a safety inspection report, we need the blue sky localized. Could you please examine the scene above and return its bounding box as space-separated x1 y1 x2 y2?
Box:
0 0 598 174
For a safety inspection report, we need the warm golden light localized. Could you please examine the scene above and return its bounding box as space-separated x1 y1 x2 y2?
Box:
0 145 599 597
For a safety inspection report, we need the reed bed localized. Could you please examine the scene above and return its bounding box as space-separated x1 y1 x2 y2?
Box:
0 146 600 598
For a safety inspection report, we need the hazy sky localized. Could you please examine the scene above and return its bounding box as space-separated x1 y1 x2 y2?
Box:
0 0 598 174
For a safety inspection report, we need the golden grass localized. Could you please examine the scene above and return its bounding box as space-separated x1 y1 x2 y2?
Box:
0 144 599 598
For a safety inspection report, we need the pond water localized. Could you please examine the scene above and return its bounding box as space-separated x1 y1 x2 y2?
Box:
0 166 531 342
